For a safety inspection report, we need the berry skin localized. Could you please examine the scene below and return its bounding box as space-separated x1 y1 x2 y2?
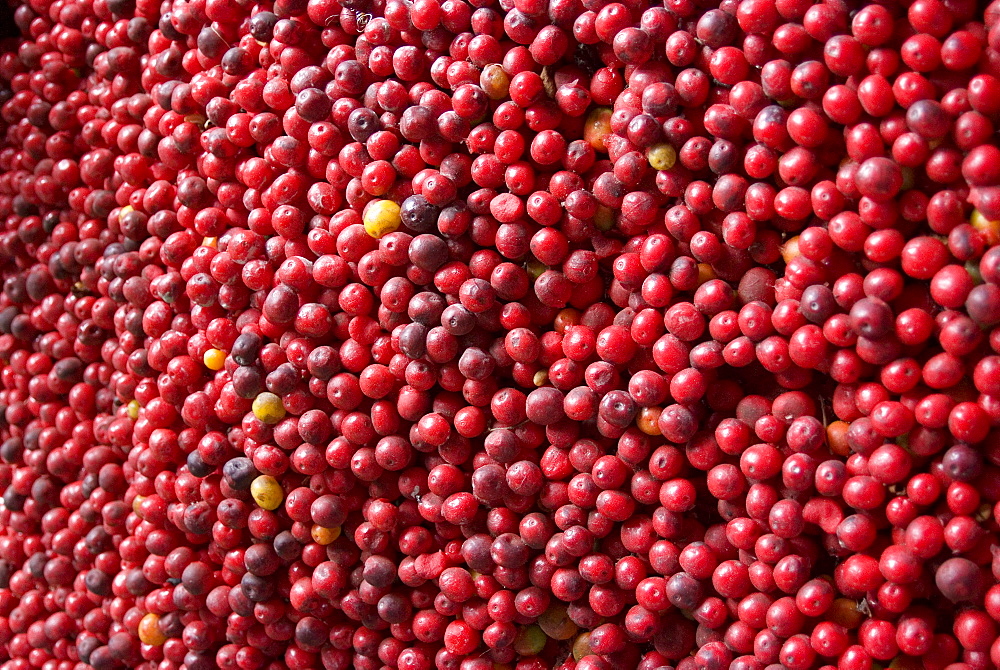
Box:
252 392 287 424
137 614 167 646
364 199 403 238
203 348 226 370
251 475 285 511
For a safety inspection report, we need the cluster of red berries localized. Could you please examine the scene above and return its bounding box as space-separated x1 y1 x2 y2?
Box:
1 0 1000 668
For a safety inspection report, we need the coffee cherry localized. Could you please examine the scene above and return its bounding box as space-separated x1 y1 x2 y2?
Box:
250 475 285 511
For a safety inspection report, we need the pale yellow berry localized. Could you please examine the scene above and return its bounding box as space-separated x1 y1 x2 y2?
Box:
363 199 401 239
138 613 166 645
126 399 141 420
132 495 146 517
251 475 283 510
647 143 677 171
203 348 226 371
311 525 341 545
252 392 286 424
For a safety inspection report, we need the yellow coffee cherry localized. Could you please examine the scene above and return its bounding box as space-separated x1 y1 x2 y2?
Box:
251 475 283 510
363 199 401 239
311 525 341 545
637 407 663 435
201 236 218 248
132 495 146 517
138 613 166 645
971 209 993 229
647 143 677 171
971 209 1000 245
126 399 141 420
533 370 548 387
203 348 226 371
252 392 286 424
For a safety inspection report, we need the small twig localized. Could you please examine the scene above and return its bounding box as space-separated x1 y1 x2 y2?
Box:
328 9 371 30
541 65 555 98
210 25 231 49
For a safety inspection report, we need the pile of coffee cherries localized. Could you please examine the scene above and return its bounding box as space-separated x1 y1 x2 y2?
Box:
1 0 1000 667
